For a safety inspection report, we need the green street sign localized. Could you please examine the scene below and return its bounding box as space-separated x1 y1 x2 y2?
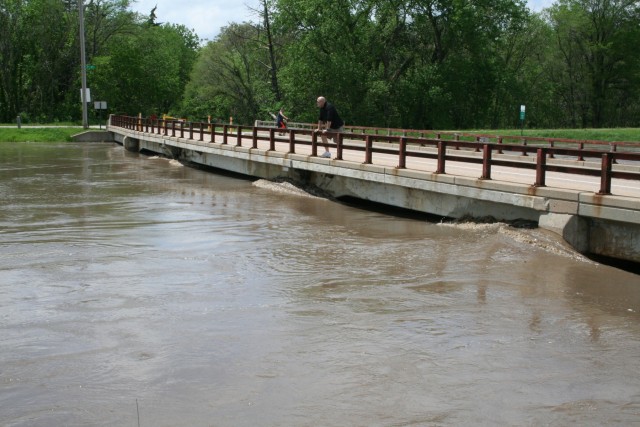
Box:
86 64 96 70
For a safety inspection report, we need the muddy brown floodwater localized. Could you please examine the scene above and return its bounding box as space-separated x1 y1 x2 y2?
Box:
1 142 639 426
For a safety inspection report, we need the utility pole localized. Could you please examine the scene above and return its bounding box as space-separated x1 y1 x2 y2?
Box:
79 0 89 129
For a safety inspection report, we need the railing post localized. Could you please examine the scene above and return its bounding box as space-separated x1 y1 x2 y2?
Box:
336 133 343 160
610 143 618 164
311 131 318 156
455 133 460 150
189 122 194 140
578 142 585 161
481 144 491 179
252 126 258 149
222 125 228 145
548 141 555 159
163 120 168 136
436 140 446 174
199 123 204 141
497 137 503 154
171 121 176 137
598 153 613 195
398 136 407 169
269 128 275 151
535 148 547 187
475 136 481 152
236 125 242 147
364 135 373 164
521 138 528 156
288 130 295 153
210 124 215 142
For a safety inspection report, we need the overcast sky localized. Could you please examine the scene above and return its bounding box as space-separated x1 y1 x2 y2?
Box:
130 0 556 42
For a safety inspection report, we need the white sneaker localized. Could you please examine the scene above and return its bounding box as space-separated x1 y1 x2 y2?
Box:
321 151 331 158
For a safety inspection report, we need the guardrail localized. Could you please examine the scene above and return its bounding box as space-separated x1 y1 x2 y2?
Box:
110 115 640 196
256 120 640 154
254 120 315 131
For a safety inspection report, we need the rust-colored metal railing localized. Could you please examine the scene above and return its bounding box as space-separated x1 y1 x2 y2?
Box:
109 115 640 196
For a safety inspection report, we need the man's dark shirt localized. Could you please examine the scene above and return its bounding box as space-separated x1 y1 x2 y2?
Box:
319 102 344 129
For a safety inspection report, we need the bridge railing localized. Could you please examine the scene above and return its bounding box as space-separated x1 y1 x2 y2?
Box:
250 118 640 154
340 125 640 156
254 119 316 131
109 115 640 196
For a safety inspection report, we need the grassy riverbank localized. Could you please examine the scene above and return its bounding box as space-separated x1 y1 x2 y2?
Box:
0 127 83 142
472 128 640 142
365 126 640 142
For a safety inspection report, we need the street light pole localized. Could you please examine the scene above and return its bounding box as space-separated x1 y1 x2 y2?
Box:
78 0 89 129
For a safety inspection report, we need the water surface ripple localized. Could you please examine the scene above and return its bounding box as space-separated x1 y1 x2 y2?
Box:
1 142 639 426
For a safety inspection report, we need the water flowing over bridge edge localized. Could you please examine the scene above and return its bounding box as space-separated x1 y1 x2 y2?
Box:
85 116 640 266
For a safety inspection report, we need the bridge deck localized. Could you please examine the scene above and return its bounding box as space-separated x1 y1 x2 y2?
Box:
224 130 640 199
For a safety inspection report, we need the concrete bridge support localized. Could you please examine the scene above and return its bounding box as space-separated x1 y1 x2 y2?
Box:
123 136 140 152
539 213 590 253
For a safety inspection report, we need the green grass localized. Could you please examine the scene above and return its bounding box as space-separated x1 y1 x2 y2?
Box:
0 127 83 142
352 126 640 143
2 123 640 144
465 128 640 142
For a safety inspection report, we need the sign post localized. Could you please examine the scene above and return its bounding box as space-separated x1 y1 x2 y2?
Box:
79 0 89 129
94 101 107 129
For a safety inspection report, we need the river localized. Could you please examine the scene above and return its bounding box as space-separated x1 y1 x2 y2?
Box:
1 142 639 426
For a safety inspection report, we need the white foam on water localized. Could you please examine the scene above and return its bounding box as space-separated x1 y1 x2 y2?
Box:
148 156 182 167
439 220 592 262
252 179 324 199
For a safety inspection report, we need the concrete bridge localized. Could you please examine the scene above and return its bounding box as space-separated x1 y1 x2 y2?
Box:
104 115 640 265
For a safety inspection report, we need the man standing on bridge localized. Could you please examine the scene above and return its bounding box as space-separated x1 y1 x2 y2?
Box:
316 96 344 158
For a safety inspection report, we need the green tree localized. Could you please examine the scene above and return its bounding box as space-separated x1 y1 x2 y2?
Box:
0 0 140 122
182 23 274 124
548 0 640 127
21 0 79 121
273 0 537 129
89 23 199 116
0 0 25 121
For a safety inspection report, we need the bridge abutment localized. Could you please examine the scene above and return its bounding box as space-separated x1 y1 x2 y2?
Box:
123 136 140 152
539 213 590 253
